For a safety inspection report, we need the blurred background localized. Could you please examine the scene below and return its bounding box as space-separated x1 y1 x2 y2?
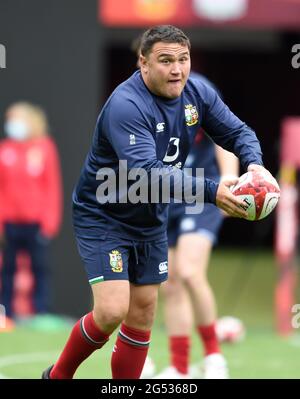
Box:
0 0 300 378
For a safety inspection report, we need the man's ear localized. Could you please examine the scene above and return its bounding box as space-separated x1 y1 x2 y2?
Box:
139 54 148 73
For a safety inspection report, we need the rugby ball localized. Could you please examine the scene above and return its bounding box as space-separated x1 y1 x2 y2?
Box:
230 170 280 221
216 316 246 343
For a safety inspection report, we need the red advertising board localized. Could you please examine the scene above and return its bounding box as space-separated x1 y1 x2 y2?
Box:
99 0 300 29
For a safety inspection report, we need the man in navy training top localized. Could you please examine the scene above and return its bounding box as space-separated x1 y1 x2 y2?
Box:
42 25 269 379
132 57 238 378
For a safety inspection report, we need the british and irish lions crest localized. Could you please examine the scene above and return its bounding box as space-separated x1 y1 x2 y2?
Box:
185 104 199 126
109 250 123 273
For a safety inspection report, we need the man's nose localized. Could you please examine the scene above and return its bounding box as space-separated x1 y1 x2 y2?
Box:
170 62 181 74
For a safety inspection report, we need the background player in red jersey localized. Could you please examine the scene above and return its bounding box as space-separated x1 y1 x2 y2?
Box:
0 102 63 324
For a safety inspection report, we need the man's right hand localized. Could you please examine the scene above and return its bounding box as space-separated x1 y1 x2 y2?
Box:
216 177 248 219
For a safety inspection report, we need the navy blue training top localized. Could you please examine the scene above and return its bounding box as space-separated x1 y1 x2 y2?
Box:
73 70 263 241
168 71 221 221
168 130 220 221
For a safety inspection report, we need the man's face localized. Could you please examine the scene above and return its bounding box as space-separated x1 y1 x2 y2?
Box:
140 41 191 99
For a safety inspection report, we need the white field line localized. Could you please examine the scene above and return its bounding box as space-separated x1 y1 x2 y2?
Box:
0 351 59 379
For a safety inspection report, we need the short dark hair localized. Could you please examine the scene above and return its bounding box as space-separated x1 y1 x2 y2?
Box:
140 25 191 57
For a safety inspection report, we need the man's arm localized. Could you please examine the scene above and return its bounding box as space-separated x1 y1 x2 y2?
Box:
215 144 239 216
198 83 275 216
215 144 239 181
200 83 263 171
103 96 247 218
40 138 63 238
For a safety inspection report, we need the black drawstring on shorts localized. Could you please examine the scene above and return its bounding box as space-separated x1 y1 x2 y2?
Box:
132 241 139 265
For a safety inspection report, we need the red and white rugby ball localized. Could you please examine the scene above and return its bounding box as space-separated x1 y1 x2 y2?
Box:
216 316 246 343
230 171 280 221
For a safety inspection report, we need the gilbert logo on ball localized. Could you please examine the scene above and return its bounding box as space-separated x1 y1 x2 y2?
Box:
230 171 280 221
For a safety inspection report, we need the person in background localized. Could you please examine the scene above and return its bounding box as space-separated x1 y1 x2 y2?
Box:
151 129 238 379
0 102 63 328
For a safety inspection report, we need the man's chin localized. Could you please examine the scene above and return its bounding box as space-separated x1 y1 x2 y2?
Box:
164 88 183 99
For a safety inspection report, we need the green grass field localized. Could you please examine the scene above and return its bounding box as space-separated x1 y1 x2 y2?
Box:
1 248 299 379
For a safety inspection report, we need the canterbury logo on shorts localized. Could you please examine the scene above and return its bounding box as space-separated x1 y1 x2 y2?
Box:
158 261 168 274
